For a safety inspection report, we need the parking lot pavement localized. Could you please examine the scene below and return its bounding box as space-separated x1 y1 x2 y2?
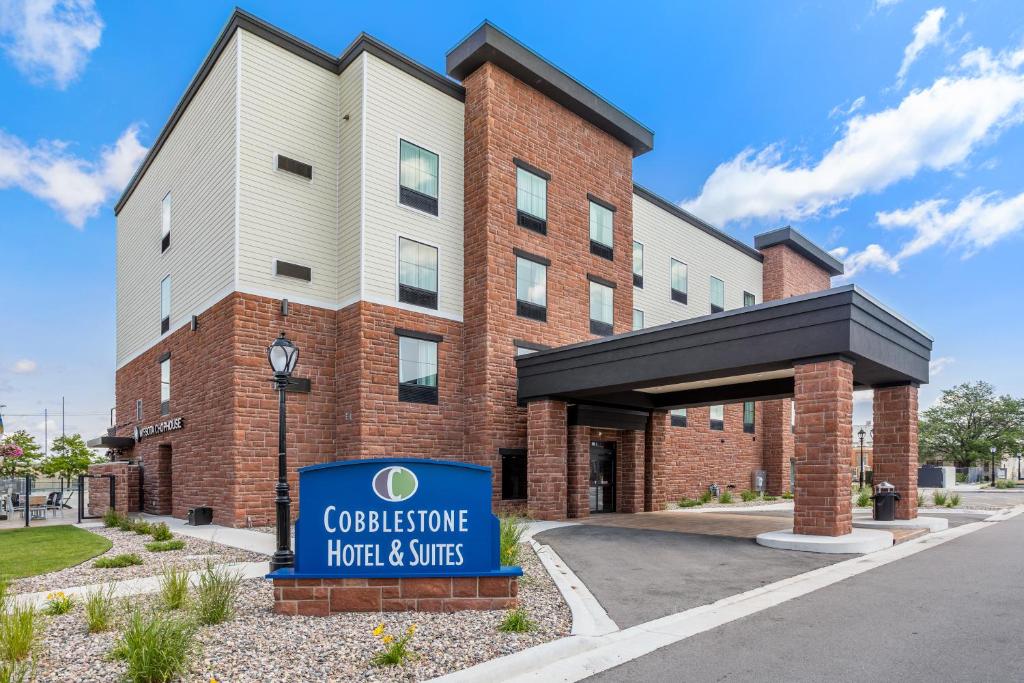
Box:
534 521 852 628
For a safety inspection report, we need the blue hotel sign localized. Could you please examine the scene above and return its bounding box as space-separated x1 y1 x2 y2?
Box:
269 459 521 579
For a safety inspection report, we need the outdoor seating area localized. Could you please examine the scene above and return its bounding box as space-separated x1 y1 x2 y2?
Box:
0 481 76 528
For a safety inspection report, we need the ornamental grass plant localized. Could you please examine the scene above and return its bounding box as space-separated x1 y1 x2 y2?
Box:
84 584 117 633
498 608 536 633
159 567 190 612
499 515 527 566
109 608 197 683
0 603 37 662
194 563 241 625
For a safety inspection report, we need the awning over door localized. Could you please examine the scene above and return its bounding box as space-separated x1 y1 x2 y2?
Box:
516 285 932 410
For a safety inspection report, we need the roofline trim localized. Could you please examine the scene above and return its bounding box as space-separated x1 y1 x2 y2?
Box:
114 8 464 215
754 226 845 277
632 183 764 262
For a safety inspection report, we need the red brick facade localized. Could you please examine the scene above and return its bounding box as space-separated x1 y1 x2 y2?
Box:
272 576 517 615
872 384 919 520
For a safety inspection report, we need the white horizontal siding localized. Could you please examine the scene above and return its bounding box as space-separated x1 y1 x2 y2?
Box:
116 33 238 367
361 52 464 318
236 29 340 305
632 194 762 328
338 54 363 304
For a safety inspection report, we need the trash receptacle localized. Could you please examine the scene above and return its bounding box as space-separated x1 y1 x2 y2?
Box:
188 506 213 526
871 482 900 521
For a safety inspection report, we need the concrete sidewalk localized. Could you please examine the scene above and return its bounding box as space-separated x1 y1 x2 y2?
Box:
139 514 276 556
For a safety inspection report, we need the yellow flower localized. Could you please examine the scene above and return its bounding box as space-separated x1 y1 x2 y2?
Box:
408 623 417 635
372 624 385 637
210 678 219 683
382 634 394 644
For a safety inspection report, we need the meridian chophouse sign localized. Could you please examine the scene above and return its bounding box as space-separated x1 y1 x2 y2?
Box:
133 417 184 442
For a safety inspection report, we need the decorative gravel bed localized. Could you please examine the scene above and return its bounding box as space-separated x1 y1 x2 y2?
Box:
11 526 266 594
31 542 570 682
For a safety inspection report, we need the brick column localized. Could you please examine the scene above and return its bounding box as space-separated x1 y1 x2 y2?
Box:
761 399 793 494
619 429 646 513
527 399 568 520
793 359 853 536
872 384 919 520
567 425 590 518
644 410 669 511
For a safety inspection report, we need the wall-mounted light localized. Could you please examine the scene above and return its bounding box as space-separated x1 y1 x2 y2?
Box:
190 315 199 331
281 299 289 316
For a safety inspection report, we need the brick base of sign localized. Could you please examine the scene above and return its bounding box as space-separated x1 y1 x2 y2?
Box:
272 576 518 615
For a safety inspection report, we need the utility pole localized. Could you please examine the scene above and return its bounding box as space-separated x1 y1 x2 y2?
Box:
62 396 65 437
44 408 48 457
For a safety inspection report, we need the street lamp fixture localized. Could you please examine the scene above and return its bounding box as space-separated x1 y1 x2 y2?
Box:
857 428 866 490
990 445 997 486
267 332 299 571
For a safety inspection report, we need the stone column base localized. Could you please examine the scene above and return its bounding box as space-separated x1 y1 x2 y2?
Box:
272 576 518 616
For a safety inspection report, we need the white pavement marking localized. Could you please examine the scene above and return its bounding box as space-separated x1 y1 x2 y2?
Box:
141 514 275 555
433 505 1024 683
8 561 270 611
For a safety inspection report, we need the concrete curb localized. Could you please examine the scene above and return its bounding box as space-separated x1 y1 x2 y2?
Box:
756 527 893 553
854 516 948 532
530 539 617 637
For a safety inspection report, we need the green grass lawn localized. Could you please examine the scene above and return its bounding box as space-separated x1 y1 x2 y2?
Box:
0 526 113 580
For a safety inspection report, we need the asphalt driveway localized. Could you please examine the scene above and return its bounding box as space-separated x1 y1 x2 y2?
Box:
535 511 853 628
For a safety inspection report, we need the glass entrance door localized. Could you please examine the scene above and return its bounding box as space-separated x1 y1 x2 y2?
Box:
589 441 616 513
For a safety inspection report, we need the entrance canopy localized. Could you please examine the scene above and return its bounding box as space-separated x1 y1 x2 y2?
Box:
516 286 932 410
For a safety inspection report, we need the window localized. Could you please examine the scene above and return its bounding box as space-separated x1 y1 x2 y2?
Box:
632 308 644 330
589 198 614 260
399 140 439 215
500 448 527 500
515 162 548 234
398 335 438 404
398 238 438 309
710 276 725 313
710 404 724 431
589 279 614 336
515 253 548 322
160 358 170 416
671 259 688 304
161 192 171 252
633 241 644 288
671 408 687 428
744 402 755 434
791 401 796 433
744 291 756 307
135 399 143 421
160 276 171 334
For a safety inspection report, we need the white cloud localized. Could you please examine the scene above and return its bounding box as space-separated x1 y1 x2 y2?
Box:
875 0 903 7
829 96 866 119
0 125 147 227
929 357 955 376
895 7 946 89
0 0 103 89
837 189 1024 276
11 359 37 373
681 44 1024 227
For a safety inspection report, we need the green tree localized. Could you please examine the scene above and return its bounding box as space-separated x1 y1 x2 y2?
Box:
40 434 102 482
919 382 1024 467
0 430 43 477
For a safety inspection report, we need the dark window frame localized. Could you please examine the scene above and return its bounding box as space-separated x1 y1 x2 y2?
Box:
398 140 439 216
515 249 550 322
710 405 725 432
710 276 725 314
632 241 644 288
395 329 441 405
588 274 615 336
670 258 688 305
743 291 756 307
670 410 687 428
743 401 756 434
500 448 528 500
514 158 549 235
398 237 439 310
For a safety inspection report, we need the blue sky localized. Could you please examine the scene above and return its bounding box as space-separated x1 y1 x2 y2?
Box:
1 0 1023 448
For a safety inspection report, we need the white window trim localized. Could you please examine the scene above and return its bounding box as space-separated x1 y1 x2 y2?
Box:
394 233 442 311
395 134 441 221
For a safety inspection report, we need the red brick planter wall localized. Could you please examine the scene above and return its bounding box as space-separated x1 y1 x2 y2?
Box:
272 576 518 615
87 461 141 516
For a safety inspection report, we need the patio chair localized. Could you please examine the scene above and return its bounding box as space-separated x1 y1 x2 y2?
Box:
46 491 62 517
10 492 22 518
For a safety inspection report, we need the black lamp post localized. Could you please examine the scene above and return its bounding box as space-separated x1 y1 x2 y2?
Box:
858 428 866 490
1017 452 1022 482
990 445 997 486
267 332 299 571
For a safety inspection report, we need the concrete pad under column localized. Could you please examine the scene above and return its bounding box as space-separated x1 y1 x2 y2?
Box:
853 515 948 532
756 528 893 554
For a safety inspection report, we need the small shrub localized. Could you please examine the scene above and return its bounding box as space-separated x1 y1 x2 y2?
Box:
150 523 173 542
932 490 948 507
132 521 154 535
93 553 144 569
995 479 1016 489
110 609 197 683
740 490 759 503
370 623 416 667
856 489 872 508
498 608 535 633
698 490 713 504
194 564 241 625
160 567 190 611
84 584 117 633
677 497 701 508
917 492 925 508
103 508 125 528
955 472 967 483
781 491 794 500
145 540 186 553
0 660 34 683
763 495 778 502
0 575 8 610
718 490 733 504
116 516 137 532
499 515 526 567
0 603 38 662
947 492 961 508
43 591 74 616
